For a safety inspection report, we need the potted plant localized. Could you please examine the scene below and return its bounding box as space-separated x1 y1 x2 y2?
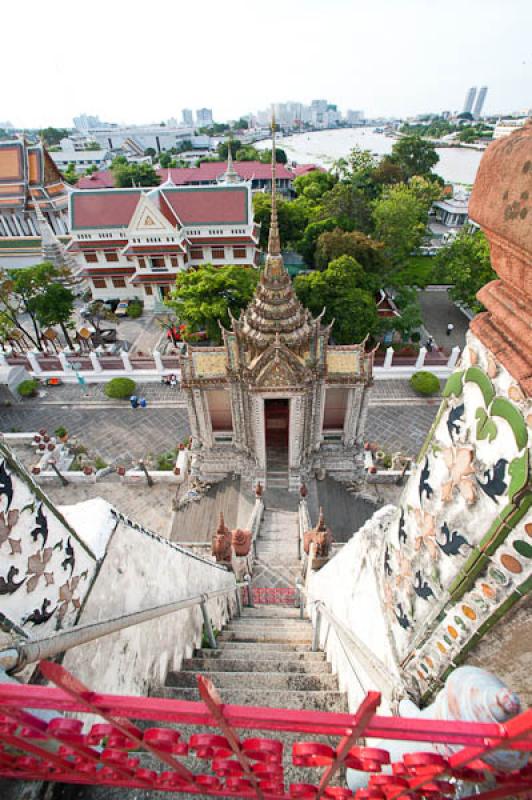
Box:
54 426 68 443
117 465 126 476
31 466 41 475
83 466 93 476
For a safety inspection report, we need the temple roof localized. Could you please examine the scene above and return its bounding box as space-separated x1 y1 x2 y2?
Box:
70 184 249 230
0 139 68 212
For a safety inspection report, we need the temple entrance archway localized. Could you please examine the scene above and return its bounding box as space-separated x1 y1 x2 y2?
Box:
264 398 289 489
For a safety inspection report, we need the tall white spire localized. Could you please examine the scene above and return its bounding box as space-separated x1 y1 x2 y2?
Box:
223 138 240 184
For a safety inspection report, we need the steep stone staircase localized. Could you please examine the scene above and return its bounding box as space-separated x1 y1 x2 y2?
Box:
253 506 301 589
164 606 347 712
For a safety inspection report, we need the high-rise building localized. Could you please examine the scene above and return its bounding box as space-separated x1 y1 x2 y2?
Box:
196 108 213 126
182 108 194 126
346 110 364 124
462 87 477 115
473 86 488 119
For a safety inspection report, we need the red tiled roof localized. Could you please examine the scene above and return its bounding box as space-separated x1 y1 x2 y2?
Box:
77 161 296 189
71 190 142 229
161 187 248 225
71 185 249 230
292 164 324 177
77 170 115 189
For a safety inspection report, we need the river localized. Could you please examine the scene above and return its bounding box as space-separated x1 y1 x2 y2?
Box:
256 128 484 185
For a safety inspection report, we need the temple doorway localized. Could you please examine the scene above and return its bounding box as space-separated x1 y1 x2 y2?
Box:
264 399 289 487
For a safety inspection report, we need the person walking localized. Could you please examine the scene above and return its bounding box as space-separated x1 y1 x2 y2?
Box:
446 323 454 336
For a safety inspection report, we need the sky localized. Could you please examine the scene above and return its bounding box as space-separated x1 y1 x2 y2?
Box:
2 0 531 128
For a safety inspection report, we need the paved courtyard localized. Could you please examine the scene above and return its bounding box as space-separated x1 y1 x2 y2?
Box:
419 290 469 351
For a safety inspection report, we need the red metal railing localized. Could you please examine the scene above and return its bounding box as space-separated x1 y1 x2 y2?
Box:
1 660 531 799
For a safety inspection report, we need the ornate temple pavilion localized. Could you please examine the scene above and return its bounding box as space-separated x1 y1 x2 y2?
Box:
180 131 373 490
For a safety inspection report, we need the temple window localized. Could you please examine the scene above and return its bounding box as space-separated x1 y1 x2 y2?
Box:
93 278 107 288
84 252 98 263
112 277 126 288
191 248 203 259
150 257 166 270
104 251 118 262
170 256 178 267
144 285 153 295
212 247 225 259
233 247 246 259
138 257 146 268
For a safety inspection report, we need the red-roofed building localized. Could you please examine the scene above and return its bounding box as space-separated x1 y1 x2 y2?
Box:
68 171 259 308
76 161 321 196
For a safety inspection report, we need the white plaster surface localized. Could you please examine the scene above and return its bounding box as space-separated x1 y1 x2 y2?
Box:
308 506 400 714
62 519 236 695
58 498 116 559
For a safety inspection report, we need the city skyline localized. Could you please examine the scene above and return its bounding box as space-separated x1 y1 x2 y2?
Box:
2 0 531 128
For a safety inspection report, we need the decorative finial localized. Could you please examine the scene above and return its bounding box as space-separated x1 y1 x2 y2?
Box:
317 507 326 530
267 111 281 257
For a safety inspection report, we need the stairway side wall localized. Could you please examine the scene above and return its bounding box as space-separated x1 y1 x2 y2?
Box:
63 518 236 695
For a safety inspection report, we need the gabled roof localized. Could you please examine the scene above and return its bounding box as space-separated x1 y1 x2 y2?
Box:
161 186 249 225
70 184 250 230
0 139 68 211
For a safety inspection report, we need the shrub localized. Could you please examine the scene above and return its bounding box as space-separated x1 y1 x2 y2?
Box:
410 371 440 396
94 457 108 471
54 426 68 439
17 379 39 398
127 300 143 318
157 449 178 471
104 377 136 399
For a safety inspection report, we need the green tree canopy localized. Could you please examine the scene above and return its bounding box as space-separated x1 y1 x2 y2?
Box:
165 264 259 344
63 162 78 185
110 158 161 188
390 135 439 180
259 148 288 165
293 170 336 200
372 184 429 265
318 182 373 233
217 140 241 160
28 283 75 347
314 229 387 274
294 255 378 344
235 146 260 161
39 127 70 146
298 218 338 266
433 230 495 313
252 193 311 250
0 262 69 349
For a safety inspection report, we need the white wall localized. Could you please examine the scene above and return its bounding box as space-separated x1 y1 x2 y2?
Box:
62 514 236 695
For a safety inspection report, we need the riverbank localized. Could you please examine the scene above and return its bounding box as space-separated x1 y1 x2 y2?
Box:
256 127 483 185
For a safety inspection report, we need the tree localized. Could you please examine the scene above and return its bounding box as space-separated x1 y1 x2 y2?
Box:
252 193 311 250
391 286 423 341
390 135 439 179
159 152 172 168
371 156 403 188
165 264 259 344
233 117 249 130
39 127 70 146
294 255 378 344
217 140 241 160
110 158 160 188
319 183 373 233
144 147 156 158
293 170 336 200
433 230 495 313
332 147 377 182
314 229 387 274
258 148 288 165
372 184 429 265
298 218 338 266
29 283 76 347
0 262 68 350
235 146 260 161
63 162 78 185
86 141 101 150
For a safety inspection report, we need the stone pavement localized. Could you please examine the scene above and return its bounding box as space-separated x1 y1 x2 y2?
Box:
22 381 185 407
0 407 190 467
365 403 438 457
45 480 177 537
419 289 469 351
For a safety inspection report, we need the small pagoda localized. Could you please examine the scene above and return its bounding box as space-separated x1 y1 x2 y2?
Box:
180 122 373 490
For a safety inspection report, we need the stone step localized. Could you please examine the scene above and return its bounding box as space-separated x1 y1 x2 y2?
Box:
239 607 302 618
229 617 307 625
181 657 331 673
218 630 312 644
214 640 316 651
167 670 338 691
160 686 347 712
